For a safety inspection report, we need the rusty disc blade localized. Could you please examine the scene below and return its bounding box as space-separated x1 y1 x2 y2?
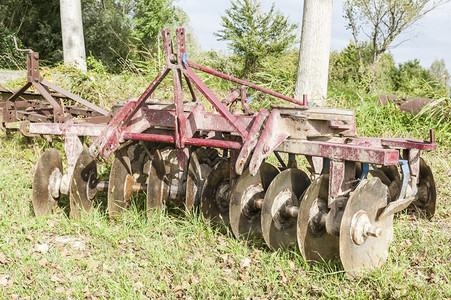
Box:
408 158 436 219
146 148 168 218
200 159 231 226
185 151 213 210
297 174 339 262
32 148 62 216
339 177 393 278
185 148 220 210
229 162 279 241
185 151 201 210
70 149 97 218
108 147 132 219
108 143 150 219
261 168 311 250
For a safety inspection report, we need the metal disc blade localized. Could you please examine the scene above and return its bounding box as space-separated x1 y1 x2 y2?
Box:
185 151 210 210
70 149 97 218
32 148 62 216
369 165 401 202
146 148 169 218
229 162 279 240
185 148 219 210
340 177 393 278
200 159 231 226
261 168 311 250
408 158 436 219
297 174 339 261
108 147 132 219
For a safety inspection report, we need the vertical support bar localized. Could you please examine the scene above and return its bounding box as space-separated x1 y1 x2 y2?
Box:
328 160 356 207
287 153 298 169
230 149 240 179
174 28 188 148
408 149 420 177
306 156 323 179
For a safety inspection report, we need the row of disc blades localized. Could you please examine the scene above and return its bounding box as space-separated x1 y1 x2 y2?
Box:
32 145 436 277
199 157 436 277
204 162 391 277
32 143 221 219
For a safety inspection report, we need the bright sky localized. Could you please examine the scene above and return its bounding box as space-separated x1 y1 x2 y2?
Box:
178 0 451 70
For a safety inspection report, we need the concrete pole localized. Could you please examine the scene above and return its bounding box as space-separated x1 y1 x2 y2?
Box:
294 0 333 106
60 0 87 71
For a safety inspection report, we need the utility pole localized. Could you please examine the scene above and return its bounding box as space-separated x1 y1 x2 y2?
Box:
294 0 333 106
60 0 87 71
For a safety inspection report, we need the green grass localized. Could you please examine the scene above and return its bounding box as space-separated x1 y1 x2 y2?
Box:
0 128 449 298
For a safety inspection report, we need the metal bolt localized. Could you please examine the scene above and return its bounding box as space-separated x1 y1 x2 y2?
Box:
285 205 299 218
364 224 382 238
254 198 264 209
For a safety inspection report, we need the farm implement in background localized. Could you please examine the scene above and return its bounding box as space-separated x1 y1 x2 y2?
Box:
0 38 111 134
17 28 437 277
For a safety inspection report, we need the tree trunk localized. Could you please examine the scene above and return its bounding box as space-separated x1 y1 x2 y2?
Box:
294 0 333 106
60 0 87 71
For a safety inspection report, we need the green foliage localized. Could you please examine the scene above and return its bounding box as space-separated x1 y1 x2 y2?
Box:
215 0 298 79
81 0 135 72
329 41 395 92
0 0 62 66
0 24 25 69
429 58 450 89
391 59 433 93
133 0 187 50
328 89 450 147
0 0 188 72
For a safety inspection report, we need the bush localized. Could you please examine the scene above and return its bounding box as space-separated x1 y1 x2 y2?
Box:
0 24 26 69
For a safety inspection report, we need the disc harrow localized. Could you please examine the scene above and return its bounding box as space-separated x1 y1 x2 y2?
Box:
26 28 438 277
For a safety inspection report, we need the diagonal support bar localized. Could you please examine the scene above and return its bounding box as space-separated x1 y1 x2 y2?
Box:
183 66 248 138
41 80 110 116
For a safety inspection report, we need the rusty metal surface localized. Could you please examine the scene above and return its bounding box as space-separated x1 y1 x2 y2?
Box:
297 174 339 261
261 169 311 250
146 148 168 218
185 148 220 210
69 149 97 218
32 148 62 216
108 146 133 219
378 94 448 116
277 140 400 165
229 162 279 241
1 47 111 126
200 159 232 226
408 158 437 219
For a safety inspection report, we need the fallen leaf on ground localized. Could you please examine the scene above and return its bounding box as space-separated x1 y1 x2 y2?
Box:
240 257 251 268
50 274 66 283
0 253 7 264
0 274 9 286
135 281 144 289
35 243 49 254
38 258 48 267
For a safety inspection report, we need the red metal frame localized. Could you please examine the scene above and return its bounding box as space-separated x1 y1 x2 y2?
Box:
22 27 437 207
